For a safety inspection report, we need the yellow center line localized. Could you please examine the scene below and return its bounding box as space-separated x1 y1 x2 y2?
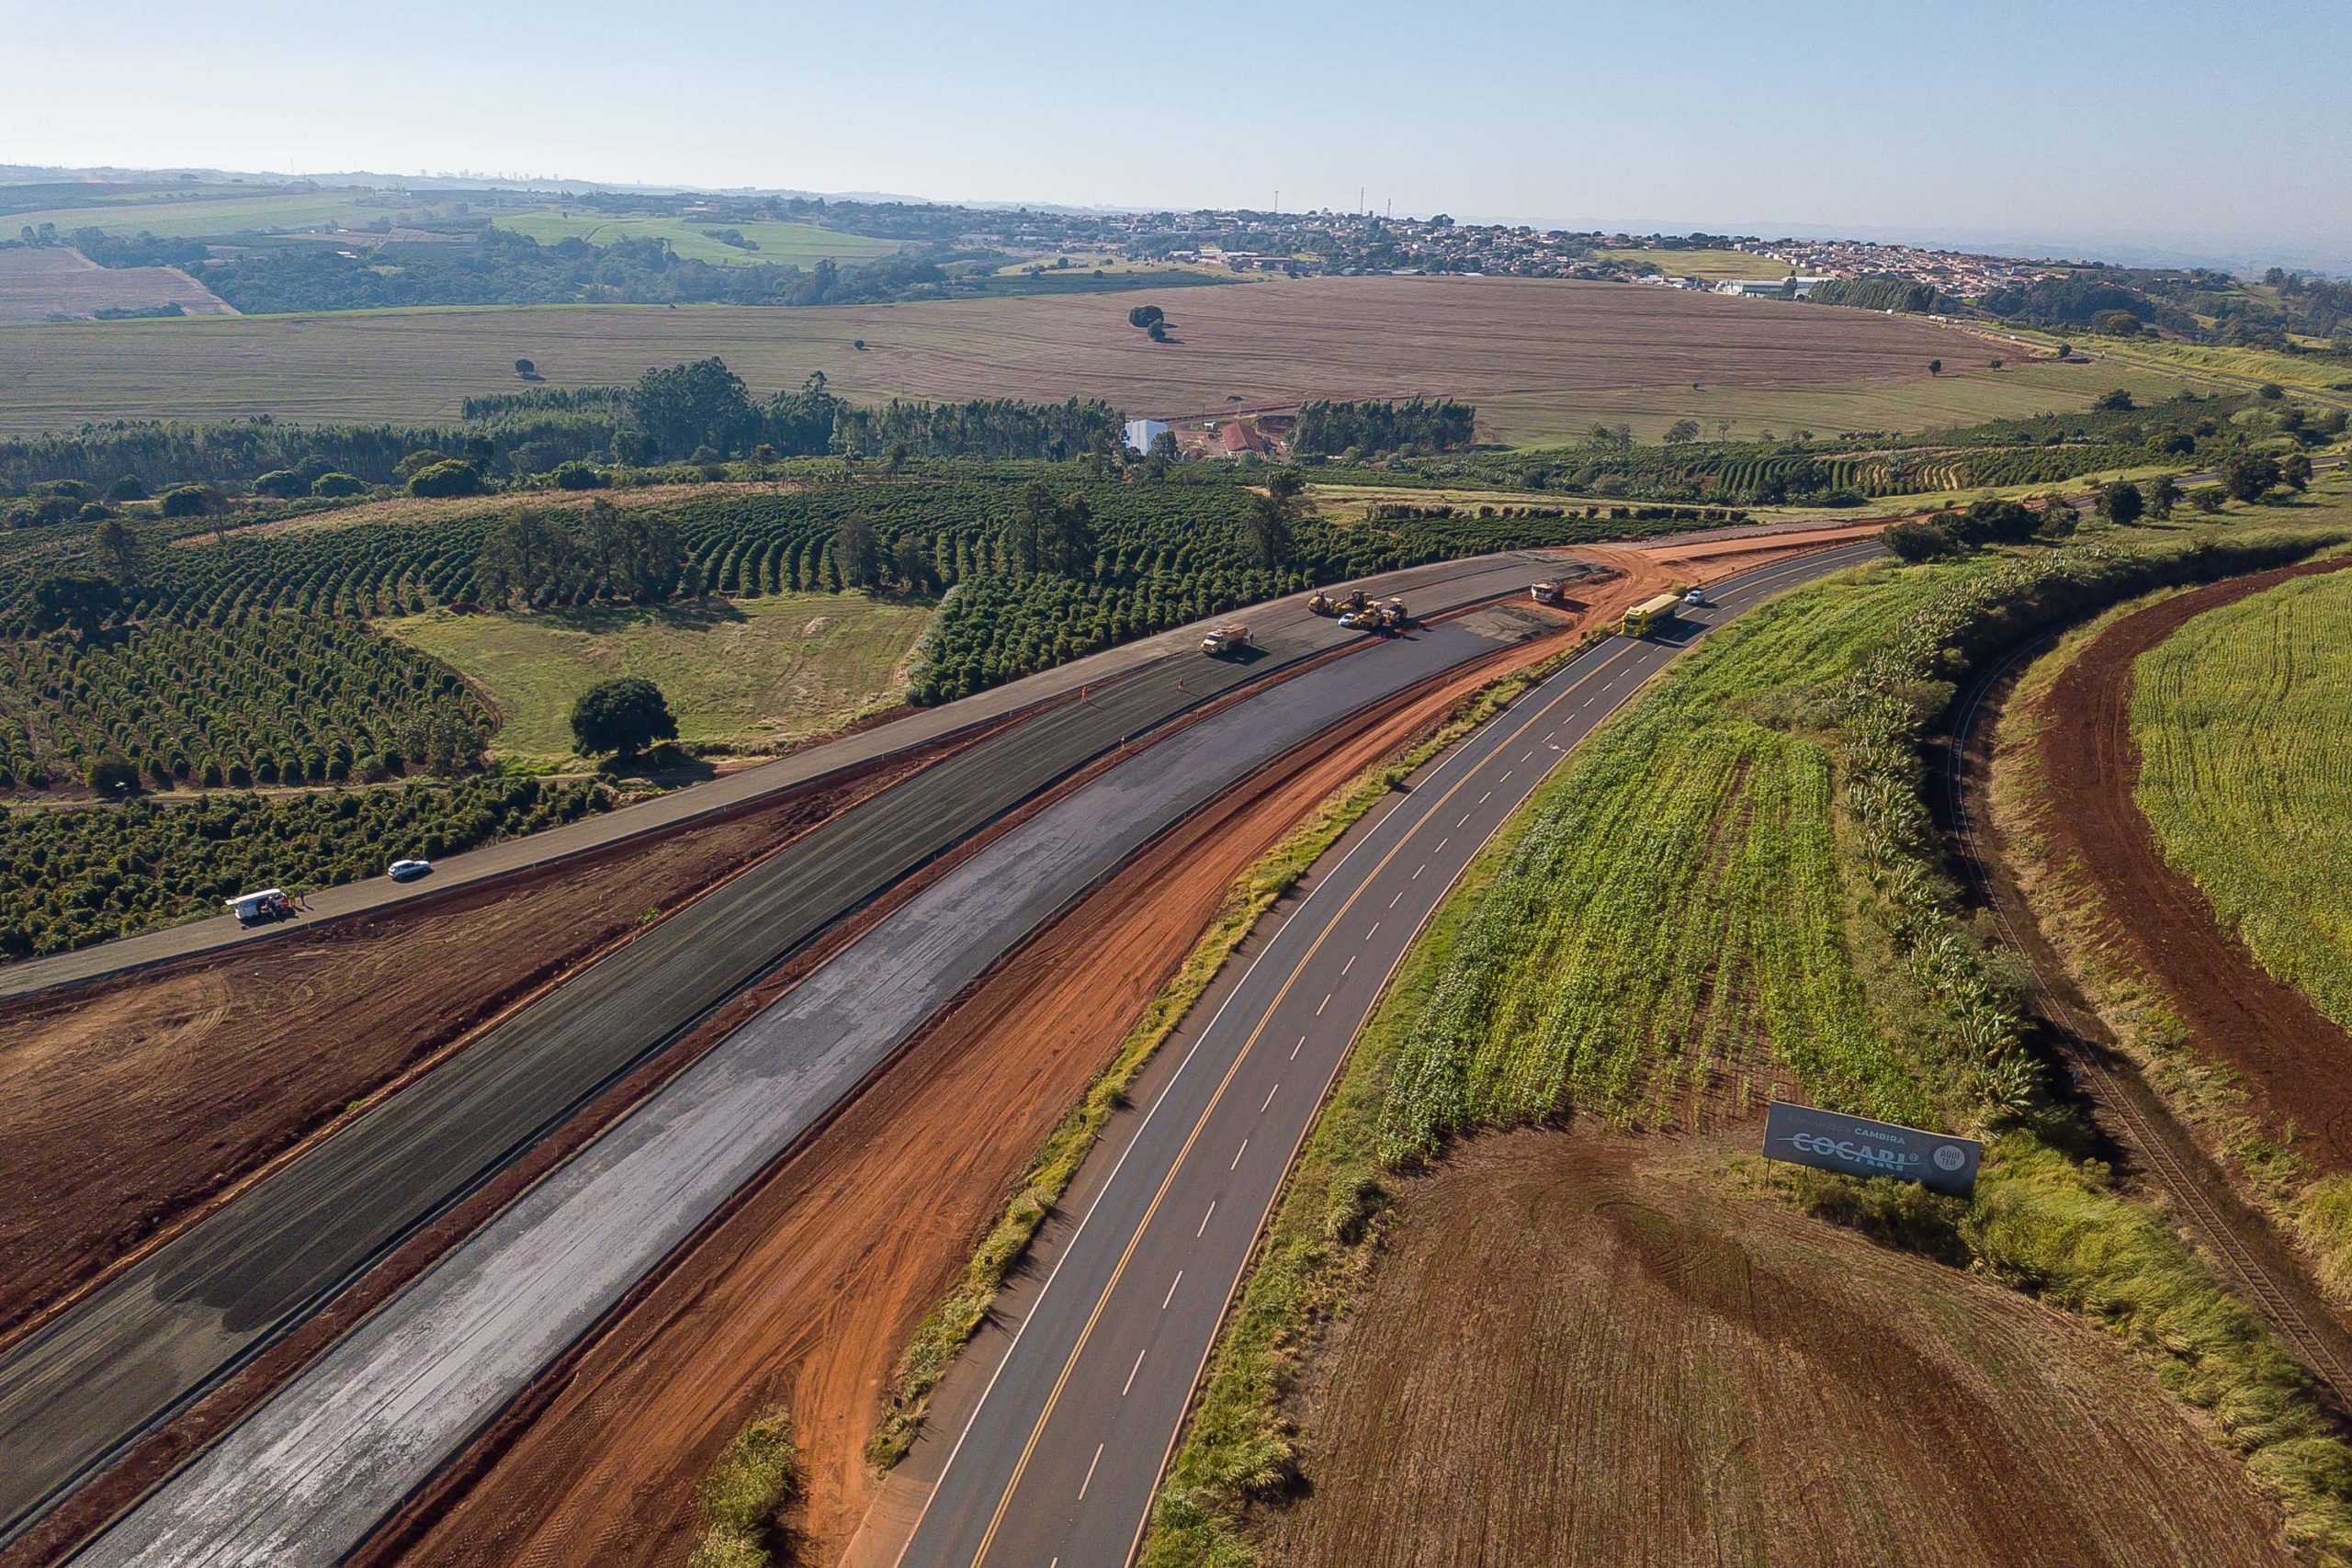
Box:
962 635 1645 1564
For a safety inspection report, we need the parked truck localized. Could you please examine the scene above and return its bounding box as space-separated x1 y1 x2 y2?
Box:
1201 623 1251 656
1530 580 1566 605
1623 592 1684 637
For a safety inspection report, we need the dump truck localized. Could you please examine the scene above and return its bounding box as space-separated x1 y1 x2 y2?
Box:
1201 623 1251 656
1530 580 1566 605
1623 592 1683 637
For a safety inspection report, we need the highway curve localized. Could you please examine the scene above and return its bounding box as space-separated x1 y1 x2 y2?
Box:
64 588 1581 1564
0 549 1571 1545
0 555 1548 1003
893 538 1883 1568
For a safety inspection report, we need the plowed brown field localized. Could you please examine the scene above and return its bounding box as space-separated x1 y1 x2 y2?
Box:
2028 559 2352 1166
357 530 1877 1568
0 276 2070 443
1265 1128 2297 1568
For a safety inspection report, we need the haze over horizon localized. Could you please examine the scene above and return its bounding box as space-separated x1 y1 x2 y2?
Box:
8 0 2349 272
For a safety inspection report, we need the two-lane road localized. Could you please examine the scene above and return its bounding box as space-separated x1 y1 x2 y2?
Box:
897 538 1883 1568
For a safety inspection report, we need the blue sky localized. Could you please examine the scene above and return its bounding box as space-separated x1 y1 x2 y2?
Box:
7 0 2348 266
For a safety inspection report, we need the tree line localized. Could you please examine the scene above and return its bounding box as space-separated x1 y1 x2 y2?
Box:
192 230 960 315
1292 397 1476 457
0 367 1125 499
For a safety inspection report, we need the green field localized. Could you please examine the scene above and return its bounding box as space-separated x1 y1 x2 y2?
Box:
6 186 429 239
2132 565 2352 1033
490 211 901 267
1147 525 2352 1568
2094 336 2352 404
1374 564 1955 1148
380 591 933 767
1604 246 1791 281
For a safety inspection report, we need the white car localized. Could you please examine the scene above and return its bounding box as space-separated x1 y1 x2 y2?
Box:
388 857 434 883
1682 588 1708 607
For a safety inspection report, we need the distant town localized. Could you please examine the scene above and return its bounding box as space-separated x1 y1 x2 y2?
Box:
1036 208 2071 299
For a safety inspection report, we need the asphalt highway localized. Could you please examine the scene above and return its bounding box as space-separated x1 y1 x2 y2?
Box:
66 603 1579 1564
896 537 1884 1568
0 548 1572 1543
0 550 1582 1002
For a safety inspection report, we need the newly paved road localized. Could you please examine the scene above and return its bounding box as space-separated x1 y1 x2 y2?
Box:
0 549 1582 1001
896 538 1884 1568
0 550 1572 1543
65 604 1577 1565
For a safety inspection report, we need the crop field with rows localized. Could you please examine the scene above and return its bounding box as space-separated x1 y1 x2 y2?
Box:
2132 566 2352 1033
0 619 487 791
0 472 1706 706
1374 562 1956 1162
0 775 609 957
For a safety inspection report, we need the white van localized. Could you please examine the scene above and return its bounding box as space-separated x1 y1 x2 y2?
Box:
228 888 293 926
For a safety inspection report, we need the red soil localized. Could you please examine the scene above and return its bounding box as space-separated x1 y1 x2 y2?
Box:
2028 558 2352 1167
1266 1129 2297 1568
0 749 948 1353
359 532 1867 1568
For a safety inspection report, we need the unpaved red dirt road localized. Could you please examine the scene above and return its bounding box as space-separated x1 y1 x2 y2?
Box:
1265 1128 2297 1568
2029 558 2352 1166
359 532 1877 1568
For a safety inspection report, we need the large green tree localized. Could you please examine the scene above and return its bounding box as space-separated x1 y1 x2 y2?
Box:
628 357 760 462
570 676 678 758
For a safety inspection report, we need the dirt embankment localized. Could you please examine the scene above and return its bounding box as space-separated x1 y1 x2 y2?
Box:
0 745 941 1349
2028 558 2352 1167
357 535 1858 1568
1264 1128 2299 1568
356 632 1576 1568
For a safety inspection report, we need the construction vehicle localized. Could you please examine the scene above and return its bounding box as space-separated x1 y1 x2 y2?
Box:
1378 597 1408 629
1201 623 1252 656
1308 589 1337 615
1531 580 1566 605
1623 592 1683 637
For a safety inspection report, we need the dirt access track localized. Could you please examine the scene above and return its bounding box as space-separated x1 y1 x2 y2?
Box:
1261 1128 2297 1568
351 531 1873 1568
2027 558 2352 1168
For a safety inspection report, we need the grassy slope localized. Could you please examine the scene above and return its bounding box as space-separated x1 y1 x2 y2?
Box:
489 211 900 267
380 592 931 767
2094 337 2352 403
1147 536 2352 1567
2133 568 2352 1034
1373 567 1957 1156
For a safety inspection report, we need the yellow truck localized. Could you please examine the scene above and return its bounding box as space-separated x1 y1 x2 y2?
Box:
1622 592 1683 637
1201 623 1252 656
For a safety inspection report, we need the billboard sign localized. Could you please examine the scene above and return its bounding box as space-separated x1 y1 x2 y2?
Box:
1761 1100 1982 1196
